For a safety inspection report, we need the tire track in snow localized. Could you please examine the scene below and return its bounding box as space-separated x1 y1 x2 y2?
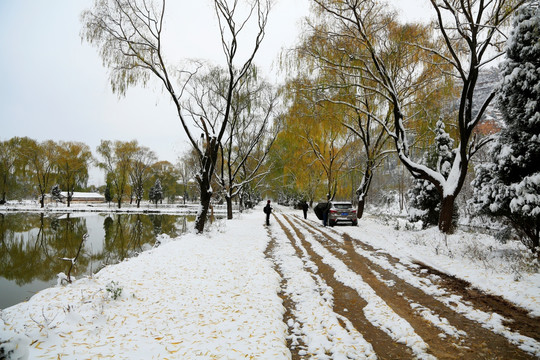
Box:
337 214 540 341
264 228 303 360
295 216 540 359
269 215 378 359
291 217 473 358
278 214 432 359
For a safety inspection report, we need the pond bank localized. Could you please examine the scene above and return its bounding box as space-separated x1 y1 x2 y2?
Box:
1 210 287 359
0 212 202 309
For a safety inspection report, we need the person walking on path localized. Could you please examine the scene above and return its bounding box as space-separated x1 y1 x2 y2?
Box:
323 196 331 227
263 200 272 226
301 201 309 219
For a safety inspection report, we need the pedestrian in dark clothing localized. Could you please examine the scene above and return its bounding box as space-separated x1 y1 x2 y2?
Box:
263 200 272 226
301 201 309 219
323 201 331 226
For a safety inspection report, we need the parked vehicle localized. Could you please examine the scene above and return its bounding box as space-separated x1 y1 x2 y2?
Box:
328 201 357 226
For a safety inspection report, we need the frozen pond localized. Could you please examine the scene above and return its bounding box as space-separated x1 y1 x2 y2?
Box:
0 212 198 309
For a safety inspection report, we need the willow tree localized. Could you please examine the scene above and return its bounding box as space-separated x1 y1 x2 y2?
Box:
96 140 138 209
304 100 353 201
219 68 278 219
288 16 404 218
19 140 59 208
82 0 271 233
56 141 93 207
312 0 524 233
268 99 325 205
0 138 21 203
281 78 353 201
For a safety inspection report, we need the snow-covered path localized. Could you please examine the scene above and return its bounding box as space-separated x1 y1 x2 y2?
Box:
1 207 539 359
268 213 540 359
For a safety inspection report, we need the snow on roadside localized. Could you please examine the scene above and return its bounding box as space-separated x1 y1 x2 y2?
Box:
334 214 540 318
407 302 466 340
281 216 435 360
316 213 540 356
350 239 540 356
1 211 289 359
269 215 376 359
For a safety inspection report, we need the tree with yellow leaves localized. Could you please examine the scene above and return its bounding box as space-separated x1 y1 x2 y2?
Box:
310 0 521 233
56 141 93 207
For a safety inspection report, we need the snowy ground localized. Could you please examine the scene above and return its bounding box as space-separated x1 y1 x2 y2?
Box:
1 205 539 359
342 214 540 318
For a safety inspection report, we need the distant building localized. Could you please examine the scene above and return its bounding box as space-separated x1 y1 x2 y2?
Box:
46 192 105 204
62 192 105 203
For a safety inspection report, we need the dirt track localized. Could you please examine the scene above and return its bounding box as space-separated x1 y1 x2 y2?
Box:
265 213 540 360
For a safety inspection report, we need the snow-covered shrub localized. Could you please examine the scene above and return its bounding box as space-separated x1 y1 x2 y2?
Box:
0 327 30 360
471 2 540 252
494 226 514 244
51 184 62 202
149 179 163 205
105 281 123 300
56 272 72 286
506 249 540 281
154 233 172 247
408 179 439 227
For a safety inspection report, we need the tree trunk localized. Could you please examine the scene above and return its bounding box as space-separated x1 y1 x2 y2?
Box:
438 195 456 234
356 167 372 220
195 178 212 233
226 195 233 220
117 197 122 209
194 138 219 233
357 199 365 219
136 199 141 208
532 231 539 254
40 194 45 208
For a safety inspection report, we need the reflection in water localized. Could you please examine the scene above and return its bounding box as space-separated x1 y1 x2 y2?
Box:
0 213 88 286
0 212 195 309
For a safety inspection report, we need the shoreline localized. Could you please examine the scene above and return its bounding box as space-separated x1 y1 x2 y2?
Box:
0 203 236 215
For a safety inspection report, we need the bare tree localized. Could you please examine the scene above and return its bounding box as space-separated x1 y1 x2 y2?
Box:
82 0 271 232
186 66 277 219
176 149 198 204
129 145 157 208
312 0 523 233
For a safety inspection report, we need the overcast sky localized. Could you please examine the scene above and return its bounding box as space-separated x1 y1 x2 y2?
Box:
0 0 430 185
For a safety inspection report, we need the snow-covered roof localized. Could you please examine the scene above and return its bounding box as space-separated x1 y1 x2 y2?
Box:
60 192 104 199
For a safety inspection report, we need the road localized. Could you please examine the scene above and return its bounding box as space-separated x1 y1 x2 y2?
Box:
265 213 540 359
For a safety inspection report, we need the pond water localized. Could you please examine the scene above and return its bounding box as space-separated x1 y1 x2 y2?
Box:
0 212 197 309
